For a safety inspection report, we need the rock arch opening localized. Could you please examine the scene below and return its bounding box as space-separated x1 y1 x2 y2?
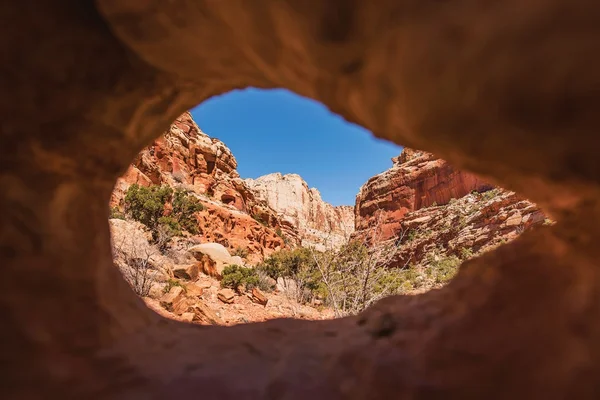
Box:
109 89 546 323
4 1 600 398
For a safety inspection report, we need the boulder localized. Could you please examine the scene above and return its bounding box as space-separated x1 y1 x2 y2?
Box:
160 286 186 314
217 288 236 304
188 243 236 278
172 264 200 281
251 287 268 306
193 302 223 325
185 283 204 298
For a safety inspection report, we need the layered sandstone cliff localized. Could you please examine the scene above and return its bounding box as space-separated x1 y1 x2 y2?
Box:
354 148 493 243
110 112 291 263
245 173 355 249
354 148 545 271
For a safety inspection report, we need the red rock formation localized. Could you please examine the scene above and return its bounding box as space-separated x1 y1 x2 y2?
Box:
246 173 355 249
193 202 286 264
111 111 249 211
355 148 492 242
110 112 292 262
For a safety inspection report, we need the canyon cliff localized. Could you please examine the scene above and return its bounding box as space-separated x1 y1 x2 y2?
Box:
354 148 493 243
354 148 545 270
245 173 355 249
110 112 353 261
110 112 291 263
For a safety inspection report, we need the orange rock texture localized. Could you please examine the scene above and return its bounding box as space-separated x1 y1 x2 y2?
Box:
3 1 600 399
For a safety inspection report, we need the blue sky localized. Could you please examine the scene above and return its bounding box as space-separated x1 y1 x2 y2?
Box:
190 88 402 206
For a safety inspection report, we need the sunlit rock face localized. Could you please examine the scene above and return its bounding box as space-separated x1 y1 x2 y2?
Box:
354 148 493 242
110 112 290 263
246 173 355 249
110 111 247 211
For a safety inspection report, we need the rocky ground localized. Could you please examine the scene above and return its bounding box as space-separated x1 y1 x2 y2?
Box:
110 218 333 325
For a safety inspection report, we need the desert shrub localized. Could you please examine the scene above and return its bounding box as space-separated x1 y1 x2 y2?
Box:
258 248 317 284
426 253 461 284
256 268 275 292
123 185 204 240
172 189 204 234
124 184 173 230
481 188 499 201
221 265 260 291
459 247 474 259
257 247 323 302
163 278 186 294
109 206 126 220
275 227 283 238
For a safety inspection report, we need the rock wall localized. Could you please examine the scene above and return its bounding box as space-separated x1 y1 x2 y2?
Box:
110 112 290 262
111 111 250 211
355 148 493 243
389 188 546 270
245 173 355 249
6 2 600 399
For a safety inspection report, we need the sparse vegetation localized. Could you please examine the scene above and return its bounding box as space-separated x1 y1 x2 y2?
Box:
221 265 260 292
172 189 204 234
122 184 204 245
124 184 173 230
481 188 500 201
109 206 126 220
425 252 461 284
112 234 158 297
252 213 268 226
163 278 186 294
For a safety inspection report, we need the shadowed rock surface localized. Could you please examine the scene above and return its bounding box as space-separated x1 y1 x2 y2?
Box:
2 1 600 399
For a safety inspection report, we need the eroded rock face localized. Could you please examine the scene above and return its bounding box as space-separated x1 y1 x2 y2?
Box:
246 173 355 249
389 189 546 269
110 112 291 262
4 1 600 399
111 111 247 211
355 148 492 242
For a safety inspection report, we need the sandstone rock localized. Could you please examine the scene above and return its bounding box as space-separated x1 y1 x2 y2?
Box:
246 173 355 249
185 282 204 298
251 287 268 306
180 312 195 323
385 189 545 269
354 148 492 243
160 286 185 313
189 243 234 278
193 302 224 325
109 112 290 264
217 288 236 304
172 264 199 281
276 277 299 297
8 3 599 399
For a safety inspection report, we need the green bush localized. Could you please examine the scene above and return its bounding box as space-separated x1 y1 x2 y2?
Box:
221 265 260 291
163 278 186 294
124 184 173 230
123 185 204 239
109 206 126 220
172 189 204 234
